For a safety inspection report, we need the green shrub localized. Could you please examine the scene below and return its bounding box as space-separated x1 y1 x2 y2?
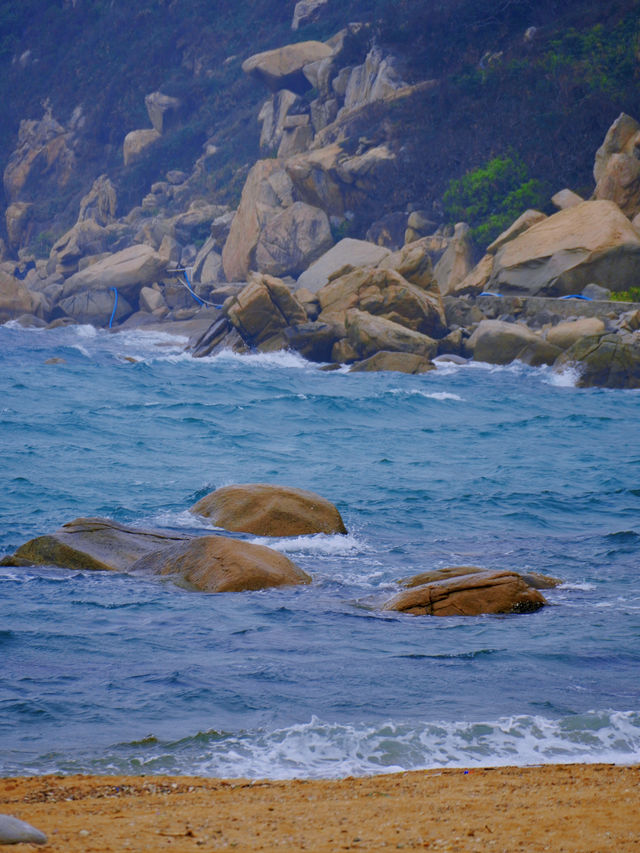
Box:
443 155 549 251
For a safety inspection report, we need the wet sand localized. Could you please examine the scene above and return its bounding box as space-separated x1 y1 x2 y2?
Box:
1 764 639 851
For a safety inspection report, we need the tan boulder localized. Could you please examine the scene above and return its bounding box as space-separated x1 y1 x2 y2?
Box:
0 517 191 572
190 483 347 536
222 159 294 282
139 286 166 313
61 243 167 299
292 0 329 30
382 570 547 616
317 266 446 337
5 202 33 249
468 319 560 366
145 91 182 134
258 90 302 152
3 108 76 204
77 175 117 226
488 201 640 296
593 112 640 184
130 535 311 593
344 308 438 360
546 317 606 350
123 129 161 166
593 153 640 218
254 201 333 277
49 219 112 278
349 351 435 374
486 210 547 255
398 566 562 590
0 268 34 321
551 189 584 210
448 253 494 296
297 237 390 293
242 41 333 93
226 273 307 346
377 238 438 291
433 223 474 295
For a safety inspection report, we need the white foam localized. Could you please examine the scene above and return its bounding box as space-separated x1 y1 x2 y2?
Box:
93 709 640 780
200 349 312 370
546 366 580 388
248 532 366 557
387 388 463 402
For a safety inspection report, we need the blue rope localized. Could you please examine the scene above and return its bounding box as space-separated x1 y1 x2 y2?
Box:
108 287 119 328
182 268 206 306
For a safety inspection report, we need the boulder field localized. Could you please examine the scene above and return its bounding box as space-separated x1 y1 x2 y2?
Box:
0 486 559 616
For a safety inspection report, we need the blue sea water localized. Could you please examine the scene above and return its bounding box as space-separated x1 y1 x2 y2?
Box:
1 321 639 779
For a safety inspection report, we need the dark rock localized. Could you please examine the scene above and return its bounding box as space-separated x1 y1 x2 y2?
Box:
554 332 640 388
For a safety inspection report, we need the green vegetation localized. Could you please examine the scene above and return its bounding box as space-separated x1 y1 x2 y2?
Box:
610 287 640 302
442 155 549 250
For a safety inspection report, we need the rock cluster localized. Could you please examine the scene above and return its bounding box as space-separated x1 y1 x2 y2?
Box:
1 486 557 617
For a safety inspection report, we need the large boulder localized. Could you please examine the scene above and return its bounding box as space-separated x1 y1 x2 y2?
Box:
486 210 547 255
242 41 333 93
377 238 438 291
343 308 438 360
0 268 34 321
145 91 183 134
593 153 640 218
433 223 474 295
131 535 311 593
77 175 117 226
382 570 547 616
468 319 560 366
317 266 446 337
593 112 640 184
123 128 161 166
297 237 390 293
554 333 640 389
0 517 192 572
226 273 307 347
48 219 112 278
222 159 294 282
545 317 606 350
349 351 435 374
57 288 133 326
292 0 329 30
487 201 640 296
191 483 347 536
254 201 333 278
398 566 562 590
61 244 168 299
5 201 33 249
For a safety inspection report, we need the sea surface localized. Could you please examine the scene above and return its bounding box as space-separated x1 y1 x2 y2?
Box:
1 321 639 779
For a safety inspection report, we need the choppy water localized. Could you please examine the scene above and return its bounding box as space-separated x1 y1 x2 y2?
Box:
1 322 639 778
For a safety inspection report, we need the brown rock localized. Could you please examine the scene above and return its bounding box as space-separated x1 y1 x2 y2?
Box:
593 153 640 218
399 566 562 590
433 223 474 295
486 210 547 255
467 319 557 365
377 238 438 291
348 351 435 374
191 483 347 536
0 517 191 572
254 201 333 277
5 202 33 249
489 201 640 296
61 244 167 300
382 570 547 616
123 129 161 167
593 112 640 184
242 41 333 93
77 175 117 226
344 308 438 360
226 273 307 346
0 268 34 321
546 317 606 350
130 535 311 593
297 237 391 293
554 332 640 389
317 267 446 337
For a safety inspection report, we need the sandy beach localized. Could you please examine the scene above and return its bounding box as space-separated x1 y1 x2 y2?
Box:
1 764 639 851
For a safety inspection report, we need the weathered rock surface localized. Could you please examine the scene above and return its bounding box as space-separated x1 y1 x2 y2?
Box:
433 223 473 295
487 201 640 296
123 128 161 166
292 0 329 30
593 112 640 184
593 152 640 217
0 517 191 572
61 243 167 299
5 201 33 249
242 41 333 93
145 91 182 134
317 266 446 337
297 238 390 293
254 201 333 277
377 238 438 291
191 483 347 536
341 46 406 114
467 319 560 366
0 269 34 320
343 308 438 360
551 188 584 210
57 288 133 326
554 333 640 388
398 566 562 590
77 175 118 226
545 317 605 350
130 535 311 593
382 570 547 616
486 210 547 255
225 273 307 346
349 351 435 374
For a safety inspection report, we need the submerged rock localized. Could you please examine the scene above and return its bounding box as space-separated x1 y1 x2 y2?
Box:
0 517 191 572
131 535 311 593
191 483 347 536
383 570 547 616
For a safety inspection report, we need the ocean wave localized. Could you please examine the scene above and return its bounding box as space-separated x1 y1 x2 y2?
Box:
247 532 367 557
10 710 640 779
196 349 313 370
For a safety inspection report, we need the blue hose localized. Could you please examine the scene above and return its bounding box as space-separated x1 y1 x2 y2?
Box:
182 269 206 306
108 287 118 328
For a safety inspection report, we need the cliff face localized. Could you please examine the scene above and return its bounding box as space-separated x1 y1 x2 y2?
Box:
1 0 640 262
